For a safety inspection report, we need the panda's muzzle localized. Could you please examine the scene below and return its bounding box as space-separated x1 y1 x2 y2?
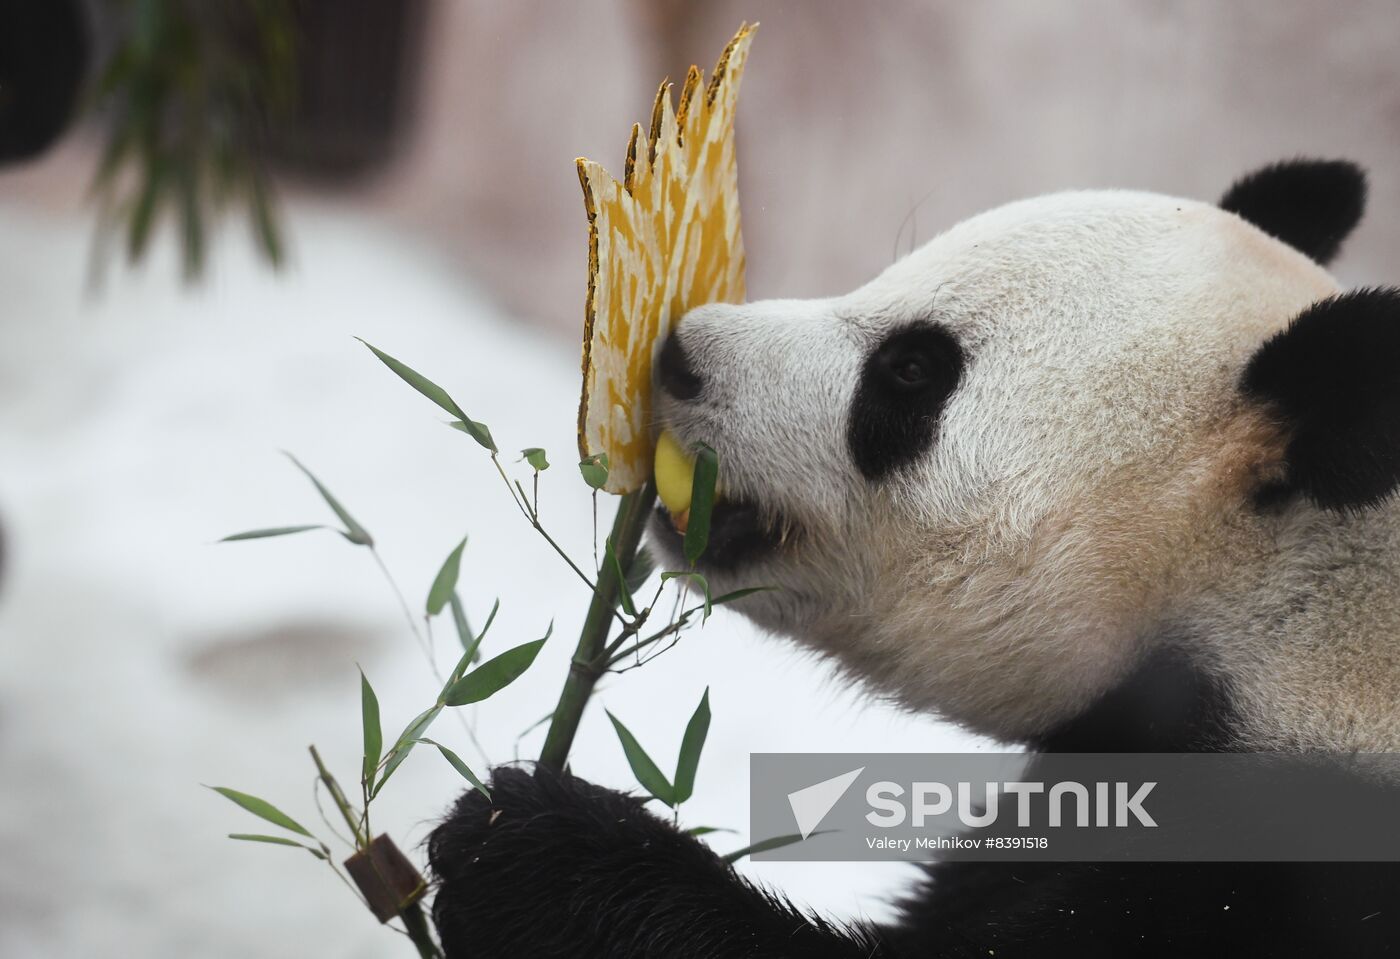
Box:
652 329 793 570
649 497 788 572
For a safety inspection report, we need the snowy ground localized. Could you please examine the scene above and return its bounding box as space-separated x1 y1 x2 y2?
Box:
0 202 990 958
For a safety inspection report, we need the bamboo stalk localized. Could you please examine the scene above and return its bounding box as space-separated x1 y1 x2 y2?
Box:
537 481 657 771
400 901 442 959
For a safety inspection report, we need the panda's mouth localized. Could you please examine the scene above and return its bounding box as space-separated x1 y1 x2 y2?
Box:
649 498 788 572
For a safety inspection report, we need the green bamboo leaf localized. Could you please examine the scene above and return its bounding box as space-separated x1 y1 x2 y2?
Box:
249 168 284 269
683 444 719 566
606 710 675 807
355 338 497 451
673 688 711 805
661 571 712 619
179 163 204 280
373 704 443 797
418 738 490 800
227 832 303 847
90 120 135 190
474 598 500 646
515 709 556 742
710 586 777 607
209 786 312 837
446 419 499 452
227 833 325 860
220 525 327 542
127 158 164 261
283 453 373 546
606 538 637 616
359 668 382 785
722 832 817 864
447 593 475 660
578 453 609 490
442 625 550 706
447 596 498 679
521 448 550 471
427 537 468 616
684 826 735 838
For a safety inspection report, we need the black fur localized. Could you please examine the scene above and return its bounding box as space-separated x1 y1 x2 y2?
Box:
429 650 1400 956
658 331 705 400
1242 287 1400 512
428 766 887 959
651 499 780 572
888 859 1400 957
1219 159 1366 265
1036 646 1239 753
430 764 1400 958
0 0 88 164
848 323 964 481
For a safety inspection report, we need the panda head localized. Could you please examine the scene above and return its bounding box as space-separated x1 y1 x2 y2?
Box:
651 159 1400 743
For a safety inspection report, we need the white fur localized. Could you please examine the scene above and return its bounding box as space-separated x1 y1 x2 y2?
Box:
658 189 1400 748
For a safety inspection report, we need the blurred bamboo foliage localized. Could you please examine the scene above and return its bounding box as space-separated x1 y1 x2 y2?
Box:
89 0 296 280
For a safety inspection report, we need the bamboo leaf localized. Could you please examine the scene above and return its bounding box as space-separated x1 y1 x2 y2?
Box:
359 668 382 785
355 339 497 451
578 453 609 490
220 525 327 542
449 593 472 650
722 833 816 864
209 786 312 837
710 586 777 607
474 598 500 646
127 158 164 261
684 826 735 837
447 593 476 660
722 834 812 862
442 625 550 706
427 537 468 616
178 162 204 280
446 419 499 451
227 833 317 853
606 538 637 616
249 167 284 269
673 688 711 805
606 711 675 807
521 448 550 471
661 571 712 619
515 709 556 742
283 453 373 546
683 444 719 566
418 738 490 800
227 832 302 846
447 596 498 678
373 704 443 797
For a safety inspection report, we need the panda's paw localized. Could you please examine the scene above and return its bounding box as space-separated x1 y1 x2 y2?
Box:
427 764 706 956
427 764 890 959
427 763 655 884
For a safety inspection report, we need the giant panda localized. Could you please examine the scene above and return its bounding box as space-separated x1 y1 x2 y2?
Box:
429 159 1400 957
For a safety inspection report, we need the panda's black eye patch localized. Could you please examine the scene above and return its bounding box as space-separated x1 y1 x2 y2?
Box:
849 324 964 481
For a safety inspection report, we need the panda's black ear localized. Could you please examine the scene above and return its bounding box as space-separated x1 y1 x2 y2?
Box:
1242 288 1400 512
1219 159 1366 265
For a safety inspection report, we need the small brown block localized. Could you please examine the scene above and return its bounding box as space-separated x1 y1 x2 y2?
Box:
344 834 427 923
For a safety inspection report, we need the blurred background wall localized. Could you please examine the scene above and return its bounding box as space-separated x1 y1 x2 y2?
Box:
386 0 1400 321
10 1 1400 319
3 2 1400 957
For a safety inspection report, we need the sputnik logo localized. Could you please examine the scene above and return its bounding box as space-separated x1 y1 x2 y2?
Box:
787 766 865 840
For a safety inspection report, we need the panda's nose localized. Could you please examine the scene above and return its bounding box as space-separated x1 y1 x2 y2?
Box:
657 331 704 400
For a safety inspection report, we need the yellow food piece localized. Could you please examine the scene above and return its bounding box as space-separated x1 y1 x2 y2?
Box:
654 430 697 516
576 23 755 493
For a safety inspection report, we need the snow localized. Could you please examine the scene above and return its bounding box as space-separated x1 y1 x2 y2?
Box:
0 202 989 957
